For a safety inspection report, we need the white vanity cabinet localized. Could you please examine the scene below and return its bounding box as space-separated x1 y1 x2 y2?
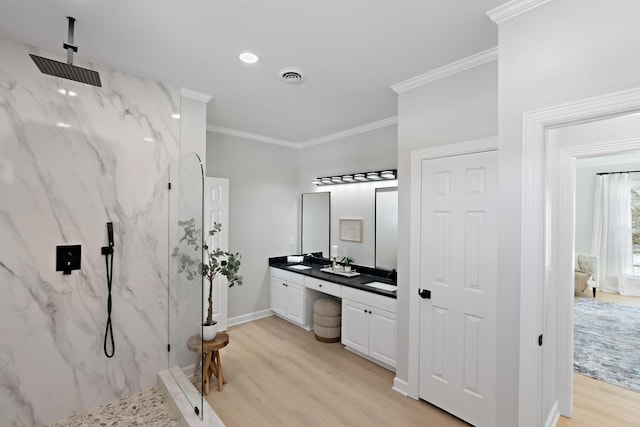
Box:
341 287 397 369
270 268 314 329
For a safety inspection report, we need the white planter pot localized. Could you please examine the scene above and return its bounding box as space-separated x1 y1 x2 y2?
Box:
344 265 352 272
202 322 218 341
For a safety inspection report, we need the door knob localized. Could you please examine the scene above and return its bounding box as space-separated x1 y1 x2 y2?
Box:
418 288 431 299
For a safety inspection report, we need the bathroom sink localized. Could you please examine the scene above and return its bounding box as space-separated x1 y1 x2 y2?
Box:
364 282 397 292
288 264 312 270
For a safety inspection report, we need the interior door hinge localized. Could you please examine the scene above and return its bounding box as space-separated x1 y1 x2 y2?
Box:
167 344 171 352
168 182 171 190
538 334 543 346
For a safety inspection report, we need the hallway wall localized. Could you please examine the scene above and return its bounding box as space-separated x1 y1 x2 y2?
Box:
496 0 640 424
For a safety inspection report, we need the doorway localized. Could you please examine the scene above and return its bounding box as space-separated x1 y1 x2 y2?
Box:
519 87 640 427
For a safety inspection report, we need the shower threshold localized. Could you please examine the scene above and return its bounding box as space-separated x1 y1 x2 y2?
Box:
158 368 225 426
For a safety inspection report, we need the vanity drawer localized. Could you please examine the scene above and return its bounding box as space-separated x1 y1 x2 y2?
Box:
305 277 342 298
270 267 304 285
342 286 397 313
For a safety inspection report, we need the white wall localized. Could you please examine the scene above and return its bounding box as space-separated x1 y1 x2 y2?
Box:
206 132 299 319
396 60 498 387
0 37 180 426
497 1 640 424
206 125 397 320
299 125 398 267
548 114 640 254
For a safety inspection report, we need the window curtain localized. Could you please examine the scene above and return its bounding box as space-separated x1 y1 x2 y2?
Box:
590 173 640 295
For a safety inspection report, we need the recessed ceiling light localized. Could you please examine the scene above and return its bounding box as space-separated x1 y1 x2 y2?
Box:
57 122 70 128
239 52 259 64
143 137 154 142
171 113 180 119
68 91 77 97
58 88 66 95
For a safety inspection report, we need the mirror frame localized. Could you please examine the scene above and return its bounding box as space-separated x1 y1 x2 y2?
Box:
301 192 331 257
374 186 398 270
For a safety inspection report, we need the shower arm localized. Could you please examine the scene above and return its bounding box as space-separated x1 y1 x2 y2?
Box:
63 16 78 65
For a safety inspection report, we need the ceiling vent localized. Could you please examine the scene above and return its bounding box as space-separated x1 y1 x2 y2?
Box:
278 67 306 84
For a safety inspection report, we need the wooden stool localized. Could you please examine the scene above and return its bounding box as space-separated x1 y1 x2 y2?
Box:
187 332 230 395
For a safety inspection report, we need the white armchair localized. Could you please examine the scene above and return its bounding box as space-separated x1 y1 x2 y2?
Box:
575 253 598 297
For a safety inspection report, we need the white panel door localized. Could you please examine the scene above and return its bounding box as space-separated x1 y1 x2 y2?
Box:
419 151 497 427
270 279 286 317
369 307 397 367
204 177 229 331
341 299 369 354
285 281 305 325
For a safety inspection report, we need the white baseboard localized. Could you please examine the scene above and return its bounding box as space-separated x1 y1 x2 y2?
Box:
227 309 273 327
392 377 410 397
545 400 560 427
181 363 195 378
343 346 395 372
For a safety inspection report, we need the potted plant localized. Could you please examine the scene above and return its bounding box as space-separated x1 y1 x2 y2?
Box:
173 219 242 340
340 256 355 272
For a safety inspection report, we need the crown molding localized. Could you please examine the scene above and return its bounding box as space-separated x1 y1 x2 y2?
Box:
574 139 640 168
391 47 498 94
207 116 398 149
299 116 398 148
487 0 553 24
180 88 213 103
206 125 298 148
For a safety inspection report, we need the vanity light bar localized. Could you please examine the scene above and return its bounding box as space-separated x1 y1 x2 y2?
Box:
313 169 397 185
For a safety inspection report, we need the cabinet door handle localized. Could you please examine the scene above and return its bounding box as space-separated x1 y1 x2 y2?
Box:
363 309 367 313
283 283 288 287
368 310 372 314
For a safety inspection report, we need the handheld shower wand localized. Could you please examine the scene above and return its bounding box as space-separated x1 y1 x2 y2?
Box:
101 222 115 358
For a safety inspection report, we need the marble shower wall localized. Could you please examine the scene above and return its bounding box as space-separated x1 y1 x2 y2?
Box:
0 37 180 426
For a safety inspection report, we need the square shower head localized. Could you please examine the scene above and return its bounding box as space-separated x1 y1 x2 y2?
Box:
30 54 102 87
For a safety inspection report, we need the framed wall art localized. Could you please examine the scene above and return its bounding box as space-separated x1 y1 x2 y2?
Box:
339 218 363 242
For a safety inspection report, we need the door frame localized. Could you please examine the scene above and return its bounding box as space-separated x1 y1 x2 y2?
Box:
204 177 230 331
406 136 498 399
519 87 640 427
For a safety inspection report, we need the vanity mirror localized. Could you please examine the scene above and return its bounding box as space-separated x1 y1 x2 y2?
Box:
375 187 398 270
300 183 397 270
301 192 330 257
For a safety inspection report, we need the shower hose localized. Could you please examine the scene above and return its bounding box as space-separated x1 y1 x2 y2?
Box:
103 247 115 358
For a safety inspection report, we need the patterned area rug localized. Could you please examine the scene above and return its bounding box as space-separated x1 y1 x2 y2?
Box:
574 298 640 392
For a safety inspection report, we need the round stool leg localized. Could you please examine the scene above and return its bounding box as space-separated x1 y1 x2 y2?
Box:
217 351 227 390
202 350 212 395
193 351 202 390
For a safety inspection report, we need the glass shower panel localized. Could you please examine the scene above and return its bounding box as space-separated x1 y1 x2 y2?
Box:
168 153 204 418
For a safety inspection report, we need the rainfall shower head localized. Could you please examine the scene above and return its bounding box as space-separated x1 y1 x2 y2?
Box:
30 16 102 87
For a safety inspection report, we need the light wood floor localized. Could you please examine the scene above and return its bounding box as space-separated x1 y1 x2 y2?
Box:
205 315 469 427
558 373 640 427
207 312 640 427
575 289 640 306
559 291 640 426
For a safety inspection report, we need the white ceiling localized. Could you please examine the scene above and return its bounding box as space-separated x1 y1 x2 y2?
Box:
0 0 498 144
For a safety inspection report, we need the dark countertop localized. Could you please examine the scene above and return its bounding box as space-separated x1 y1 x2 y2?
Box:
268 255 397 299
